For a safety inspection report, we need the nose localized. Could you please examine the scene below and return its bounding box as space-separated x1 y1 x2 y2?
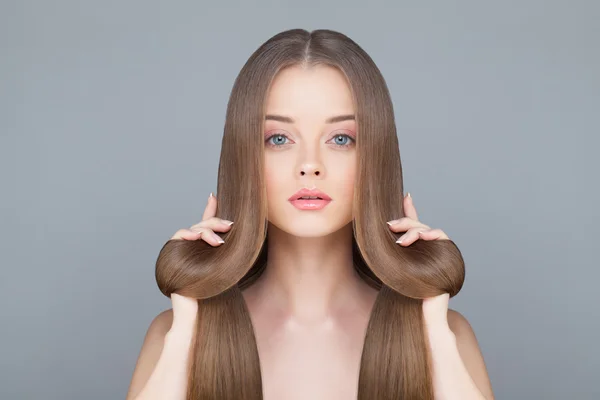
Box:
300 163 322 177
297 139 325 178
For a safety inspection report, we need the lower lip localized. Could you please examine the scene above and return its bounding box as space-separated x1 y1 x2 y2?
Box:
289 199 332 210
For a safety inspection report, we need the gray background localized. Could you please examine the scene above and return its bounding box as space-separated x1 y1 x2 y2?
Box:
2 1 598 399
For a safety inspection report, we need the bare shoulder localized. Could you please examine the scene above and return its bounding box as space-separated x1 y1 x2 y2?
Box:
125 309 174 400
446 308 495 400
447 308 473 336
151 308 174 334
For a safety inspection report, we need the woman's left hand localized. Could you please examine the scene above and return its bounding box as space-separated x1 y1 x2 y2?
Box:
387 192 453 336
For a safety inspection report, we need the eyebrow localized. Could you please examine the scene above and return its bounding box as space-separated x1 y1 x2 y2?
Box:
265 114 355 124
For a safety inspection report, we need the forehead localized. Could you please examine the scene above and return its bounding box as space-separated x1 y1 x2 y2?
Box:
265 65 355 116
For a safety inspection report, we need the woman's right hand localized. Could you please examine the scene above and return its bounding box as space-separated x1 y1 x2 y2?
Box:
167 192 234 336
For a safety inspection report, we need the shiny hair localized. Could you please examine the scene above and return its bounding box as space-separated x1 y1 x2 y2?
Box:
155 28 465 399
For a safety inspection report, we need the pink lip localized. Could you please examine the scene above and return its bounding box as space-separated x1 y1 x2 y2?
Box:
289 198 332 210
288 188 332 201
288 188 332 210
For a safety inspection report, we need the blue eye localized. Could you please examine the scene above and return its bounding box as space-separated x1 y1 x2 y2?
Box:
265 133 355 149
332 134 352 147
266 134 289 146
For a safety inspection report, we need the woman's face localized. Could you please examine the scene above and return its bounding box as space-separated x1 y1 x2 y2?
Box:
264 64 357 237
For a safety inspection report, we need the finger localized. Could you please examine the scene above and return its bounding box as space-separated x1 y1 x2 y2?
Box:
202 192 218 221
396 227 427 246
403 192 419 221
417 228 449 240
171 228 224 245
188 227 225 245
387 217 429 233
190 217 234 233
171 228 201 240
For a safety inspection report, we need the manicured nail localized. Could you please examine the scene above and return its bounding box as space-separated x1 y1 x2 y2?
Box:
396 235 405 243
407 192 411 198
223 220 234 226
212 233 225 243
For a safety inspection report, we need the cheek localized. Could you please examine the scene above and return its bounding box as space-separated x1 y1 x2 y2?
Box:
340 163 356 216
264 161 287 206
347 171 357 219
340 164 356 197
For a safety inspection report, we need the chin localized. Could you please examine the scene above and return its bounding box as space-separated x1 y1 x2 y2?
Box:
268 215 352 238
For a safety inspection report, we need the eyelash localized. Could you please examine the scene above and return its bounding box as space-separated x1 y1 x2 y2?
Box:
264 133 356 149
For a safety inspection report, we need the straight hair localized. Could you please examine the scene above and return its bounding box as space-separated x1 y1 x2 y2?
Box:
155 28 465 400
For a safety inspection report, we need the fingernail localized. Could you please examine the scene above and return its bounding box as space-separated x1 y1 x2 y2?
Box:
396 235 405 243
212 233 225 243
386 221 395 226
407 192 411 198
223 220 234 226
209 192 214 201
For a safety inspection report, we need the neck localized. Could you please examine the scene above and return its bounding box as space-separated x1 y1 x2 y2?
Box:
251 221 370 324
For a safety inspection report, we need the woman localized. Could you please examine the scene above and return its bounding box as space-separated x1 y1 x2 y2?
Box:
126 28 494 400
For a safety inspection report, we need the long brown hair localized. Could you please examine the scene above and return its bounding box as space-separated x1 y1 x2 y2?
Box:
155 28 465 400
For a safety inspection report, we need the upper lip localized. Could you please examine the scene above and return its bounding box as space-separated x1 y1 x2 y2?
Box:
288 188 332 201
